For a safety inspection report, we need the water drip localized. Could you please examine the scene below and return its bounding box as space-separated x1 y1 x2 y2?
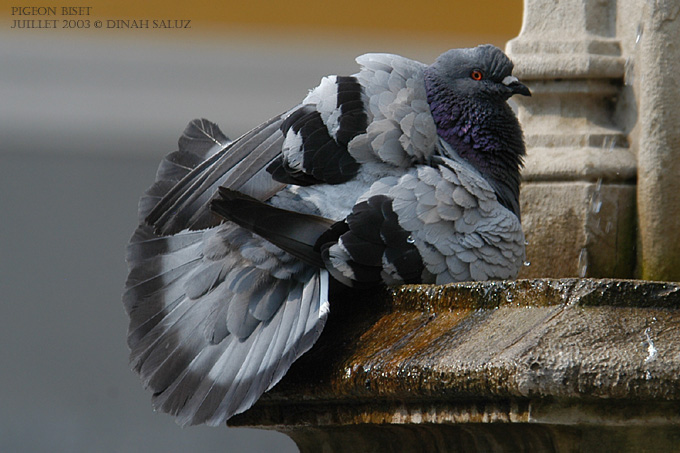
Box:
578 248 588 278
590 179 603 214
624 58 635 86
644 327 657 363
635 22 644 45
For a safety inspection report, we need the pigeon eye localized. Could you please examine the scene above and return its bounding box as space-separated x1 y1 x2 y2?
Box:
470 70 484 81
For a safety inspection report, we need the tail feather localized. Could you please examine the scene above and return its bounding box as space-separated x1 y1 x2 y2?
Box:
147 113 291 235
137 119 229 222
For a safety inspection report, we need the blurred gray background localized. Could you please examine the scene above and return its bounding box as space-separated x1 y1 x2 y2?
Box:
0 14 514 450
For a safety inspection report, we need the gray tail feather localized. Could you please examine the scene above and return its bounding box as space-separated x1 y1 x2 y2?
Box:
145 113 292 235
138 119 229 222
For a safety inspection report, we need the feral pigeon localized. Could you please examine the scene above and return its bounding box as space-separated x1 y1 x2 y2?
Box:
124 44 530 426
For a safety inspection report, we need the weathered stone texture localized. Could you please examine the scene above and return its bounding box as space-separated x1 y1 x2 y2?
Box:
506 0 680 281
519 182 636 278
232 280 680 452
635 0 680 281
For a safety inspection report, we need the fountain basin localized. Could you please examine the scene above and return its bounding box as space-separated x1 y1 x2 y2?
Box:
231 279 680 452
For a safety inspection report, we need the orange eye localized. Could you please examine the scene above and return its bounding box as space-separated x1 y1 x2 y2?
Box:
471 70 483 81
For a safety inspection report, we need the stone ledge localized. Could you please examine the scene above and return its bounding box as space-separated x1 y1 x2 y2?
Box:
510 55 625 80
522 147 636 183
508 38 623 58
231 279 680 451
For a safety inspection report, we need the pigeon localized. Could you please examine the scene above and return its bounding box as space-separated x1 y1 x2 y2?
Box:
124 44 530 426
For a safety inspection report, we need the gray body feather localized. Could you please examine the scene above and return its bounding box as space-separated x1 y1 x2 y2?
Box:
125 45 528 426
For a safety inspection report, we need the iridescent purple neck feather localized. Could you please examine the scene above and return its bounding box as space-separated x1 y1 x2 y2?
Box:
424 65 526 219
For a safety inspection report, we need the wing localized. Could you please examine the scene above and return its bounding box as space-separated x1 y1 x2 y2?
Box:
387 139 526 284
266 76 367 186
125 148 330 425
348 53 439 166
316 139 526 286
205 139 526 290
137 119 230 223
266 53 441 186
206 144 525 290
147 53 438 236
210 187 336 269
124 221 329 426
210 188 425 288
320 194 426 286
126 119 331 426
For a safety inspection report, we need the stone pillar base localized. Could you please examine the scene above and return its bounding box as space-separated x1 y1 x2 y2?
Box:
520 182 636 278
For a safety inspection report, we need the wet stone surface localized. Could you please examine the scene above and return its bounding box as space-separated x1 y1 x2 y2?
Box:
231 279 680 452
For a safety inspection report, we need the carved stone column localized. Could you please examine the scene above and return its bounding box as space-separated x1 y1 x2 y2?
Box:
506 0 637 279
632 0 680 281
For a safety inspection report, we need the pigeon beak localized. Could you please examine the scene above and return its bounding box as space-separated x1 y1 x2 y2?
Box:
502 75 531 97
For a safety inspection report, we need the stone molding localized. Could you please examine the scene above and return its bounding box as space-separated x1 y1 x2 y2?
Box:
505 0 639 279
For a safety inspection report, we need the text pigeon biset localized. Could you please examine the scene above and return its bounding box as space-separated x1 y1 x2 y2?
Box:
124 45 531 426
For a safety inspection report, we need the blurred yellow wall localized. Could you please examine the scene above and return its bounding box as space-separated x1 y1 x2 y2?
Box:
2 0 523 40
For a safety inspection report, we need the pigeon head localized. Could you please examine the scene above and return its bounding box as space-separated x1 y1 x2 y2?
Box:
428 45 530 101
424 45 528 219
